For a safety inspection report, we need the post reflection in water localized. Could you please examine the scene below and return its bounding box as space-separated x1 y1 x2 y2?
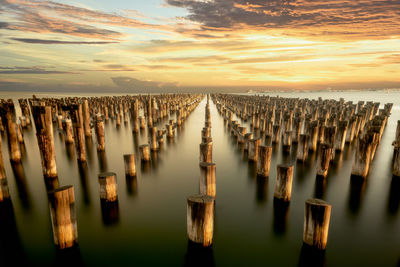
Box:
44 177 59 193
183 241 215 267
78 161 90 205
247 161 257 180
387 176 399 216
141 161 151 174
97 150 108 173
65 143 75 162
100 199 120 226
348 175 367 216
126 174 138 196
11 162 30 210
151 150 159 170
0 200 29 266
55 245 84 267
298 243 326 267
132 132 139 153
255 176 268 204
85 137 94 163
272 198 290 236
315 176 327 199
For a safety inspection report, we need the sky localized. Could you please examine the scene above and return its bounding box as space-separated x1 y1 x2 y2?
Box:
0 0 399 92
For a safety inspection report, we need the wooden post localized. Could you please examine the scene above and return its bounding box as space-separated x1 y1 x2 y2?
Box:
139 116 146 129
303 198 331 250
98 172 118 202
257 145 272 177
199 141 213 164
187 194 214 247
199 162 216 198
0 101 21 163
64 119 74 144
0 178 10 202
272 125 281 144
131 100 139 133
248 138 261 162
393 146 400 177
274 164 294 202
244 133 253 151
57 115 63 131
346 117 356 143
139 144 150 162
316 144 332 178
157 129 164 148
74 125 86 162
48 185 78 249
95 114 105 151
334 121 348 151
166 123 174 138
32 105 58 178
123 154 136 177
82 99 91 137
0 140 5 179
297 134 309 162
282 130 292 153
149 126 158 151
308 121 319 152
351 135 373 178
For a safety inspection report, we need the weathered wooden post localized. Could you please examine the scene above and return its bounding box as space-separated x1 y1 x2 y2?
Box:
131 100 139 133
346 116 356 143
257 145 272 177
82 99 91 137
292 117 302 143
393 146 400 177
308 121 319 152
199 141 213 164
0 178 10 202
123 154 136 177
69 104 86 162
282 130 292 153
31 105 58 178
48 185 78 249
248 138 261 162
272 125 281 144
139 144 150 162
139 116 146 129
95 114 105 151
199 162 216 198
316 144 332 178
244 133 253 151
166 122 174 138
351 134 373 178
149 126 158 151
187 194 214 247
98 172 118 202
274 164 294 202
0 101 21 163
334 121 348 151
297 134 309 162
0 140 6 180
303 198 331 250
57 115 63 131
64 119 74 144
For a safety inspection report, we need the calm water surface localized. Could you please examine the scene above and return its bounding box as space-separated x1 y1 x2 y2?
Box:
0 91 399 266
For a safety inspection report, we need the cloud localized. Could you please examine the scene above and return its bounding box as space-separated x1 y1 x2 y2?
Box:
11 38 119 44
0 0 166 40
111 76 178 90
0 66 78 74
0 21 9 29
166 0 400 40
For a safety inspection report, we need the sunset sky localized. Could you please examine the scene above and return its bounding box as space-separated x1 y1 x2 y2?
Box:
0 0 399 92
